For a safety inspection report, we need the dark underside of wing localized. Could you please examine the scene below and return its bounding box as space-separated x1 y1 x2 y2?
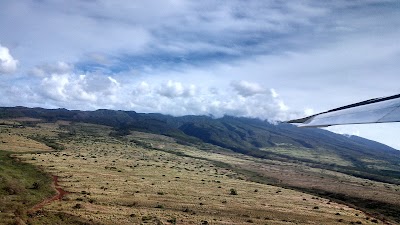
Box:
287 94 400 127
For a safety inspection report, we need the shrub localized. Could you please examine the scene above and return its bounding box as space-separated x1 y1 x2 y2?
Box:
3 180 23 195
167 217 176 224
73 203 82 209
142 215 153 221
31 182 40 190
229 188 238 195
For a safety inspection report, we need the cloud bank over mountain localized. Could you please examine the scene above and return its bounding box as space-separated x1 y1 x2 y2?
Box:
5 63 293 121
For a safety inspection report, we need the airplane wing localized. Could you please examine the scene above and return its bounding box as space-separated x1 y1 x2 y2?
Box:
287 94 400 127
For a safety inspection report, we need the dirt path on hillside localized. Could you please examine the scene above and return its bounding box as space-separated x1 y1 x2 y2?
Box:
30 175 69 212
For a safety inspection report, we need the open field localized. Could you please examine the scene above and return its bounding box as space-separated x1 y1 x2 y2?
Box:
0 120 397 224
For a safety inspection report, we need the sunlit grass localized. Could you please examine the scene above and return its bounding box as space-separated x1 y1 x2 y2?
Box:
0 120 391 224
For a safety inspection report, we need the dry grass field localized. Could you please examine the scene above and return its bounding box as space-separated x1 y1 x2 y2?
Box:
0 120 394 224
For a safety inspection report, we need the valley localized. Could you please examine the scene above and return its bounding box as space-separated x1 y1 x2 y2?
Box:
1 116 399 224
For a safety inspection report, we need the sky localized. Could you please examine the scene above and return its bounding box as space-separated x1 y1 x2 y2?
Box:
1 0 400 149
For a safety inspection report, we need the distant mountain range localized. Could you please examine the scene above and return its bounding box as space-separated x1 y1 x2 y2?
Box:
1 106 400 184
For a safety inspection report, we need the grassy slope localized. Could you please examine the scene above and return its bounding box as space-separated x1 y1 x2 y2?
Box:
176 116 400 185
1 117 399 224
5 121 385 225
0 150 54 223
1 107 399 182
0 122 100 225
122 129 400 223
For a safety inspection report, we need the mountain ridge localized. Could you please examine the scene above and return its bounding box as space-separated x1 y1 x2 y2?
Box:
1 106 399 185
2 106 400 222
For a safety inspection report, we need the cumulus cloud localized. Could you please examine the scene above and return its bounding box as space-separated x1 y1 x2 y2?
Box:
24 70 292 121
0 44 18 74
132 81 151 95
39 71 120 108
231 80 265 97
157 80 196 98
125 79 291 121
30 61 73 77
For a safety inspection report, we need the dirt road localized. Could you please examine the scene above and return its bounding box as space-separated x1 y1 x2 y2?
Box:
30 175 69 212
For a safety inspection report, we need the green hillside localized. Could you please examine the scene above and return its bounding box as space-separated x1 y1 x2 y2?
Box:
1 107 399 185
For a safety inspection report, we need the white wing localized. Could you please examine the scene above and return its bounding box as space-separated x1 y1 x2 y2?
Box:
287 94 400 127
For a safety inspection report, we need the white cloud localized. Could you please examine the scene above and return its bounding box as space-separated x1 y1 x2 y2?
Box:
0 44 18 74
30 61 73 77
39 71 121 108
124 79 290 121
231 80 265 97
41 73 70 101
270 88 279 98
23 71 292 121
157 80 196 98
132 81 151 95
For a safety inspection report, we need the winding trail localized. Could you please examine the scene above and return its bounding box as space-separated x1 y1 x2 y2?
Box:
30 175 69 212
